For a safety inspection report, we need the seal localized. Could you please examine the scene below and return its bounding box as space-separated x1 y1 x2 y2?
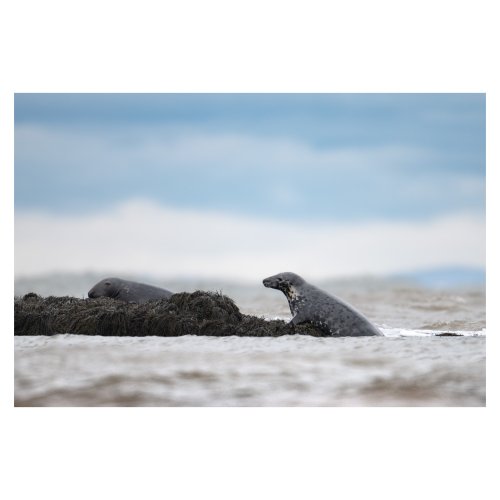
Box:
263 272 382 336
88 277 173 304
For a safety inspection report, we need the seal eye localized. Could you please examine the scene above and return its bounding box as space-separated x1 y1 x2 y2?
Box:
104 281 111 286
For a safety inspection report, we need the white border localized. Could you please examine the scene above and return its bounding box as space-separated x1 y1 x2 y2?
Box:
1 1 497 500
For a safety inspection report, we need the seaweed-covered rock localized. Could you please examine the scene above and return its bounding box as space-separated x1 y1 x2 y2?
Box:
14 291 326 337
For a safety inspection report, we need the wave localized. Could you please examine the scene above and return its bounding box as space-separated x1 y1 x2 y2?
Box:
266 316 485 337
380 327 485 337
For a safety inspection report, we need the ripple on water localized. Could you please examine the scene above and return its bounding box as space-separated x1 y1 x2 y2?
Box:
14 334 485 406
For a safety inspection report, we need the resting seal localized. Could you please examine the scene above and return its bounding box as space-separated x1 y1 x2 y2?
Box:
263 272 382 337
88 277 173 304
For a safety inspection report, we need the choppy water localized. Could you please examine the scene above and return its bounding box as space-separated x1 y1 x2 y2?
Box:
14 274 486 406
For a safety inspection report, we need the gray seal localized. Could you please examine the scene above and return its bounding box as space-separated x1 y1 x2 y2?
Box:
88 277 173 304
263 272 382 336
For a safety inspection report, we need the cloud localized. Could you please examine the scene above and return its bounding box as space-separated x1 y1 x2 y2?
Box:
15 199 485 281
15 124 485 221
16 123 432 172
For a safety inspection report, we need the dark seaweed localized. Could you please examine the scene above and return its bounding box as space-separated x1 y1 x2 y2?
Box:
14 291 325 337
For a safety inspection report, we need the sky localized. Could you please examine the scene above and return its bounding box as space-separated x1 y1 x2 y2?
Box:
14 93 486 281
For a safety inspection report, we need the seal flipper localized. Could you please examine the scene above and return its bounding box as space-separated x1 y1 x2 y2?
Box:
290 312 308 326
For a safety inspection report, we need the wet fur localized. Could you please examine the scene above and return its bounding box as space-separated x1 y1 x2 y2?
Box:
88 277 173 304
263 272 382 337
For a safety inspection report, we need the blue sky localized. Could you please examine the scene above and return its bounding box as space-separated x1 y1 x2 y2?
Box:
14 94 486 280
15 93 485 222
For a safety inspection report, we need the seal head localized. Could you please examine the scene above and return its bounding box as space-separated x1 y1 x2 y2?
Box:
88 278 121 299
263 272 306 316
263 271 382 337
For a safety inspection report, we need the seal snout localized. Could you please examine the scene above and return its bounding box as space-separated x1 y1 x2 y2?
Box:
263 276 280 289
262 278 272 288
88 290 96 298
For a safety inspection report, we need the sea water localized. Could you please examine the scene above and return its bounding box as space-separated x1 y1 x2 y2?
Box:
14 274 486 406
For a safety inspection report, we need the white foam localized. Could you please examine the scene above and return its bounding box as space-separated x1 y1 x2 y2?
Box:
380 327 486 337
